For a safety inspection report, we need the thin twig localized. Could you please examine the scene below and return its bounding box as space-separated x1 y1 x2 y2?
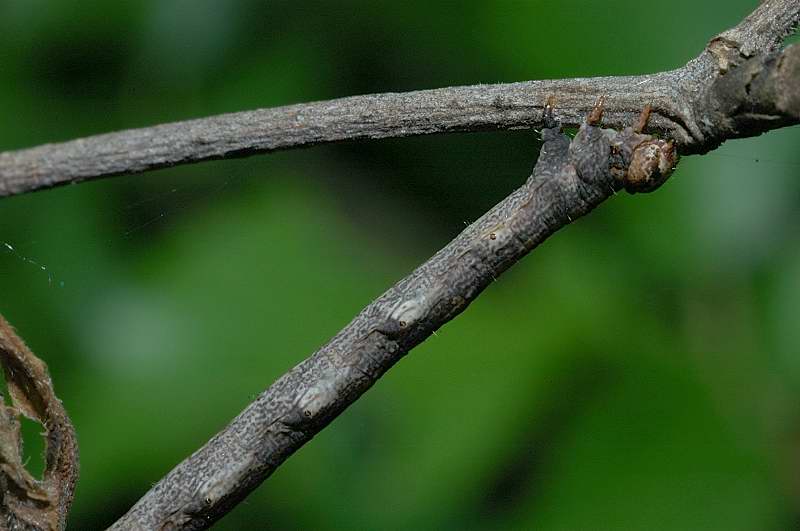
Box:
1 0 798 200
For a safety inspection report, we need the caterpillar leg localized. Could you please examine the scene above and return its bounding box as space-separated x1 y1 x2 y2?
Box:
542 95 558 129
633 104 652 133
587 95 606 125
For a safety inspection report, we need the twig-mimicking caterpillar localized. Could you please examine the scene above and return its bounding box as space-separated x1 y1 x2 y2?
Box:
539 97 678 195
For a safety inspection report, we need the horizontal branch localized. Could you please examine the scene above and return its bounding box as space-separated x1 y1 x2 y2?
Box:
1 0 798 200
0 74 683 199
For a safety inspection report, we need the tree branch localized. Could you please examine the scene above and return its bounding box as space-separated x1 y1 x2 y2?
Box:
1 0 798 200
109 11 799 530
716 0 800 56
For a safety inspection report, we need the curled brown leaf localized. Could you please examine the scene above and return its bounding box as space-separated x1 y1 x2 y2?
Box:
0 315 78 531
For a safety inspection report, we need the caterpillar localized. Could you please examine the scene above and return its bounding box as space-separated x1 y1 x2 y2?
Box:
539 97 678 194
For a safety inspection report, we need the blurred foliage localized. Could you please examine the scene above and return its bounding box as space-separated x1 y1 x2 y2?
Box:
0 1 799 529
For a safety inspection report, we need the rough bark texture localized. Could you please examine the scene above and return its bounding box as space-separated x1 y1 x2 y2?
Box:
0 316 78 531
0 1 797 199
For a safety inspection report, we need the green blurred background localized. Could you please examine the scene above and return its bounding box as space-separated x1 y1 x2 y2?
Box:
1 1 799 529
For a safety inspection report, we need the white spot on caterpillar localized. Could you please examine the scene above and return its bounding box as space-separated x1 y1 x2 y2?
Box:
485 226 512 248
192 454 253 509
389 288 439 329
295 367 343 420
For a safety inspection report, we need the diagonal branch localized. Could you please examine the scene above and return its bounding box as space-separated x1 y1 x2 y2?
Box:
1 0 798 200
111 36 799 531
715 0 800 56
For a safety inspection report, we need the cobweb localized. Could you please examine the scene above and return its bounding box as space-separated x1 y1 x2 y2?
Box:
2 241 62 287
1 141 797 289
1 170 243 289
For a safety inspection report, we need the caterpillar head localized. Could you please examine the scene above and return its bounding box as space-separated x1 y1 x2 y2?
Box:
625 138 678 193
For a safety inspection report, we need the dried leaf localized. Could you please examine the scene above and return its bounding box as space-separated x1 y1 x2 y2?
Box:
0 315 78 531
